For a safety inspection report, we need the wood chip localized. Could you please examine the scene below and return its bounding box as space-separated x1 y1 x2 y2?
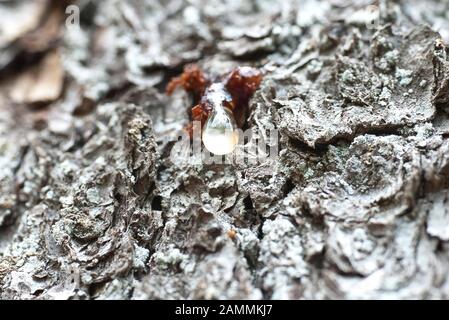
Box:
10 50 64 104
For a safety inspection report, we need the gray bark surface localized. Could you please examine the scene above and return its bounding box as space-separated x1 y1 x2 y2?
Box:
1 0 449 299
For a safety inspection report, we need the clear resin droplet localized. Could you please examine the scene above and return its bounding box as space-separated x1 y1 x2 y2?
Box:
202 106 238 155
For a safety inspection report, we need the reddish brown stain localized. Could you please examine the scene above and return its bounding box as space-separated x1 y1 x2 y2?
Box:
227 229 237 240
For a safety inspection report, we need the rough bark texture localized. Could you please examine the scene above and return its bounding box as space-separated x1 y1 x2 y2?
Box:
1 0 449 299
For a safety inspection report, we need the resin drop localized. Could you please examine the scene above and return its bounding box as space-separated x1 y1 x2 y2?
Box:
202 105 238 155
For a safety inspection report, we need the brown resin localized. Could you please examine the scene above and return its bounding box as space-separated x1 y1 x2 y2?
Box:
166 65 262 136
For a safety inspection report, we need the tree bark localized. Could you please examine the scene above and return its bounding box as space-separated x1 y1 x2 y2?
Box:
1 0 449 299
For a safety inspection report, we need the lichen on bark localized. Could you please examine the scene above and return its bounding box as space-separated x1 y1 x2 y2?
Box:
1 0 449 300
